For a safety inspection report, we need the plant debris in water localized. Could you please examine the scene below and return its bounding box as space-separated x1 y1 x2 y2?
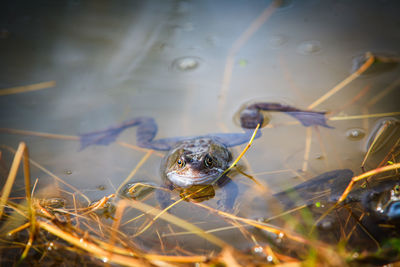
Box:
1 125 400 266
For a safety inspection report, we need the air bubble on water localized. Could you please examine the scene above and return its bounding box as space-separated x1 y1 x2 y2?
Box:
346 128 365 141
275 232 285 244
47 242 55 251
172 56 201 72
297 40 322 55
253 245 264 254
315 154 324 160
317 219 333 230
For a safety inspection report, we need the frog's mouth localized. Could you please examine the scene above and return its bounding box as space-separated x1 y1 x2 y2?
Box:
166 169 224 188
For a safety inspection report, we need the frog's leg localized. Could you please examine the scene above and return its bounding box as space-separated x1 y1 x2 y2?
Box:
144 137 185 151
215 176 239 212
155 183 175 210
273 169 353 209
79 117 181 151
211 101 334 147
240 102 333 129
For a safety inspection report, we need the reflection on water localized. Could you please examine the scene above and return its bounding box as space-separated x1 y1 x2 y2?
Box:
1 0 400 264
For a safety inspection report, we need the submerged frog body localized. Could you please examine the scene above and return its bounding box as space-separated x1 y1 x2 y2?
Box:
79 102 332 210
274 169 400 229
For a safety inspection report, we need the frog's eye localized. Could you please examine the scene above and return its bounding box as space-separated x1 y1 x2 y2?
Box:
204 154 214 167
394 185 400 195
177 158 185 168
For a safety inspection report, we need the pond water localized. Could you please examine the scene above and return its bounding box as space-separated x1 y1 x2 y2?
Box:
1 0 400 263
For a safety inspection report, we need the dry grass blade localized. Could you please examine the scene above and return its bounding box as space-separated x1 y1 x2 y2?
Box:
218 1 277 122
7 222 31 236
133 197 187 237
313 163 400 232
128 199 229 248
0 81 56 96
116 150 153 195
302 127 312 172
135 124 261 237
162 224 247 237
116 141 164 157
0 128 79 140
36 220 148 267
20 145 36 261
195 202 310 245
81 194 115 215
235 167 265 190
0 128 163 157
338 162 400 203
108 199 129 258
36 214 209 263
0 143 26 219
218 123 260 181
330 111 400 121
1 144 91 204
198 202 346 262
307 51 375 109
366 76 400 108
360 120 392 169
0 143 36 260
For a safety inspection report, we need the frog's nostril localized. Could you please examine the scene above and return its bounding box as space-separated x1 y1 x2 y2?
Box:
183 156 193 163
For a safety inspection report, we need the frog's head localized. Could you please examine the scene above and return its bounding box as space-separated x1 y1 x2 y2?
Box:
363 183 400 221
162 138 232 188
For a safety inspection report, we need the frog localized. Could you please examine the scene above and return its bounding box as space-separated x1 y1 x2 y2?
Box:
362 181 400 222
157 136 239 210
79 102 332 210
